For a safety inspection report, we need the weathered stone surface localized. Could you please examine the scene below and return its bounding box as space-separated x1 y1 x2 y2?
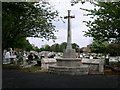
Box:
48 65 89 75
63 49 76 58
82 59 105 74
41 58 56 70
42 58 56 64
48 10 104 75
56 58 82 67
48 10 90 75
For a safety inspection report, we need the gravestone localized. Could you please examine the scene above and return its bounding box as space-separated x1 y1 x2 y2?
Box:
89 56 93 59
109 57 118 62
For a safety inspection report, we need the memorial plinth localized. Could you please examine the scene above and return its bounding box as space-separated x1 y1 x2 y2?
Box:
48 10 89 75
49 58 89 75
56 58 82 67
63 49 76 58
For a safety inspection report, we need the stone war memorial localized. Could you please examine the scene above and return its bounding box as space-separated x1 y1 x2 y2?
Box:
48 10 105 75
48 10 87 75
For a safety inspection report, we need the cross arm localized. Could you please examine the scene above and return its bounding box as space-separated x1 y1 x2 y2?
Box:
64 16 75 19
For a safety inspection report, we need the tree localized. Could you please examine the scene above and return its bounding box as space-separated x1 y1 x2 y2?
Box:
90 39 109 53
79 2 120 42
106 42 120 56
33 46 41 52
59 42 79 52
50 43 60 52
55 43 60 52
2 2 59 49
39 48 45 52
44 44 50 51
72 43 79 52
12 37 33 51
59 42 67 52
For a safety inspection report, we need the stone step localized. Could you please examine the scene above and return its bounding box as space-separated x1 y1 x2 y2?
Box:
48 65 89 75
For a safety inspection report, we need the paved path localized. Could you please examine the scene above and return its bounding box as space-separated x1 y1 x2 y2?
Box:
2 70 120 88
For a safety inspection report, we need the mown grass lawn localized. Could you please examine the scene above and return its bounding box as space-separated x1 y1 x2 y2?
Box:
2 64 41 72
2 63 120 75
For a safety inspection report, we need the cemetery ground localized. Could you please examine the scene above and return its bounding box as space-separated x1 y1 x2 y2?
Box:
2 62 120 75
2 62 120 88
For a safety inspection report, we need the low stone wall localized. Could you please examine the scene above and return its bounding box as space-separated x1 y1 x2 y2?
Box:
41 58 56 70
42 58 105 74
48 58 89 75
82 59 105 74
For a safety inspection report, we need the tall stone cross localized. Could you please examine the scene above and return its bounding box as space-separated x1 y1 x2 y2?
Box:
64 10 75 50
63 10 76 58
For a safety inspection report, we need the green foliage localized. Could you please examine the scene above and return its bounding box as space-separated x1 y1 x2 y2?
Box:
50 43 60 52
40 42 80 52
44 44 50 51
12 37 33 51
21 66 41 72
109 62 120 66
2 2 59 49
25 44 33 51
90 39 109 53
3 64 21 70
72 43 79 52
33 46 41 52
39 48 45 52
106 42 120 56
59 42 67 52
3 64 41 72
80 2 120 42
55 43 60 52
15 48 24 52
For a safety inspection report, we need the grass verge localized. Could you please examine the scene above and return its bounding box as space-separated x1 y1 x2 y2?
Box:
2 64 41 72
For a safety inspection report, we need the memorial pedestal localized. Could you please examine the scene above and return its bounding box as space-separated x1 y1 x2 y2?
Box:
48 10 89 75
48 58 89 75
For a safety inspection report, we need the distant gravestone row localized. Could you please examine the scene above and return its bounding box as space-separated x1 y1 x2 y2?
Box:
2 48 120 74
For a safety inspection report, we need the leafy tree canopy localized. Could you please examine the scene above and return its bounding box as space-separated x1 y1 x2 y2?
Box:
106 42 120 56
90 39 109 53
72 43 79 51
2 1 59 49
80 2 120 42
39 42 80 52
50 42 79 52
71 1 120 42
44 44 50 51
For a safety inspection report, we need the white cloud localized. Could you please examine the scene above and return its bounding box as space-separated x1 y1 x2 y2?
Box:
27 0 94 48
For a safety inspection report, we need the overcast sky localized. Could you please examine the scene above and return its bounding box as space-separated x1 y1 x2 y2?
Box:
27 0 95 48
